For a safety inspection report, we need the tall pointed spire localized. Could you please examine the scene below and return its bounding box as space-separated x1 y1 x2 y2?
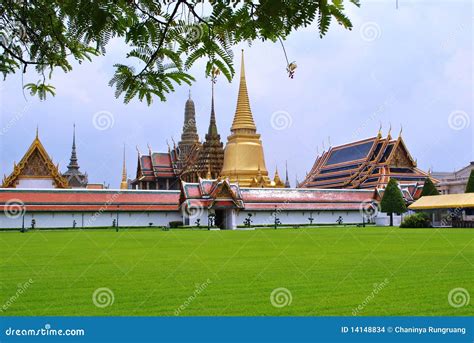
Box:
195 77 224 180
285 161 291 188
180 92 199 143
120 144 128 190
221 49 276 187
208 81 218 136
67 124 79 170
62 124 88 187
230 50 257 133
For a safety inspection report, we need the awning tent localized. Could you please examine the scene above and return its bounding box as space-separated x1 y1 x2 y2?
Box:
409 193 474 210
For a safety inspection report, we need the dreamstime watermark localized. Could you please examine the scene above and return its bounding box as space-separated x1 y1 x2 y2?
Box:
92 110 115 131
448 287 470 308
5 323 85 337
85 192 122 227
360 21 381 42
0 278 34 313
185 24 203 43
184 201 205 221
440 207 462 226
0 104 30 137
352 94 396 140
92 287 115 308
270 287 292 308
359 199 380 222
0 21 26 47
174 279 212 315
270 111 293 131
4 199 26 219
448 110 470 131
352 278 389 316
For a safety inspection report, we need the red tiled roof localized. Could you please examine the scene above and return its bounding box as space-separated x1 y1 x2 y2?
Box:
0 189 180 212
240 188 374 211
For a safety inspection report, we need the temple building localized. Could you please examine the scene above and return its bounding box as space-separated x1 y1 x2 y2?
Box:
300 129 434 201
195 82 225 179
220 50 276 187
431 162 474 194
62 125 88 188
2 130 69 189
0 178 375 230
131 93 204 190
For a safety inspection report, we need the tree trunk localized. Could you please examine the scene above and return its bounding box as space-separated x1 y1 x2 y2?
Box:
389 213 393 226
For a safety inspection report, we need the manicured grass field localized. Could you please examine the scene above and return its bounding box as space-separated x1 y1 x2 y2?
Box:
0 227 472 316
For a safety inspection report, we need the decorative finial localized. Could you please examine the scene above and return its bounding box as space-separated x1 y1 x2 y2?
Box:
328 136 331 148
322 140 325 151
147 143 152 155
135 145 141 156
377 122 382 138
387 122 392 138
399 124 403 137
120 144 128 190
36 125 39 139
188 89 191 100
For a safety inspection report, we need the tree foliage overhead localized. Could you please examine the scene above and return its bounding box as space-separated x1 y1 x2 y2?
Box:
0 0 359 104
421 177 439 197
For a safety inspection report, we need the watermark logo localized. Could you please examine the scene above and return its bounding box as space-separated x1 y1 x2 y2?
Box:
0 278 34 313
92 287 115 308
175 279 212 316
360 21 381 42
270 111 293 131
448 287 470 308
4 199 26 219
359 199 380 221
185 24 203 43
184 201 205 220
448 110 470 131
92 110 115 131
0 21 26 47
352 278 389 316
270 287 292 308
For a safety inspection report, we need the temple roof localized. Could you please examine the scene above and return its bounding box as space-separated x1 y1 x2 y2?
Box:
301 132 432 199
180 178 374 211
137 152 177 179
0 188 180 212
2 132 69 188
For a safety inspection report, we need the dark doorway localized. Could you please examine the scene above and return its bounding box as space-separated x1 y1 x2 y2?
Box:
215 210 225 229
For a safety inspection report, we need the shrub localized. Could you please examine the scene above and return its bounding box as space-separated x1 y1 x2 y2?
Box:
400 213 431 228
168 221 183 228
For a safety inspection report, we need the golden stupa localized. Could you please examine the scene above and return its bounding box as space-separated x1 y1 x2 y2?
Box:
220 50 272 187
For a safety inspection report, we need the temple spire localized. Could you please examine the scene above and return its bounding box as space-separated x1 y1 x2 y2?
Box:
67 124 79 170
120 144 128 189
230 49 257 133
208 80 218 136
285 161 291 188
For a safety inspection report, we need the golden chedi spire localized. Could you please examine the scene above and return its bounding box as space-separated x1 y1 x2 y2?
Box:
120 144 128 190
231 50 257 133
221 50 278 187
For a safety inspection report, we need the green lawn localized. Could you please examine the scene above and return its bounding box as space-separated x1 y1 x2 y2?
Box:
0 227 472 316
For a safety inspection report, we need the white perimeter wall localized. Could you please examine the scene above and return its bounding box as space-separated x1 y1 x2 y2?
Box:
237 210 364 226
0 209 368 229
0 211 182 229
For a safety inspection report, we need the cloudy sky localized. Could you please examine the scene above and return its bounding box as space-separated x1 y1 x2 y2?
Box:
0 0 472 188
